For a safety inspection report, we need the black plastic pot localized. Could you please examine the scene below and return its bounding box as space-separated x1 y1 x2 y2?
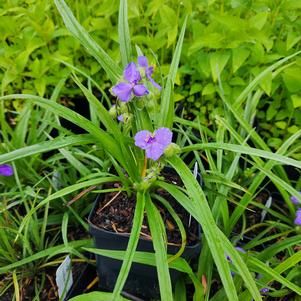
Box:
88 194 201 300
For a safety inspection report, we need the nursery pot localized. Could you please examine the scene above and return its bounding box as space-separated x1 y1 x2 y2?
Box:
88 191 201 300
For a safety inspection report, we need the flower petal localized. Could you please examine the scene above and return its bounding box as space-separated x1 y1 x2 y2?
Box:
138 56 148 68
148 76 162 90
123 62 141 83
112 82 133 102
134 130 152 150
146 142 165 161
133 84 149 97
291 192 301 205
154 127 172 148
146 66 154 77
0 164 13 176
295 208 301 226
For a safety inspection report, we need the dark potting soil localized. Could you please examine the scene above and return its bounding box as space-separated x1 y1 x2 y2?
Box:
91 172 199 246
0 259 95 301
0 270 58 301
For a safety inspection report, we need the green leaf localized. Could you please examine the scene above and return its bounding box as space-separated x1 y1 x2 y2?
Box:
112 191 146 299
68 292 130 301
0 134 93 165
54 0 121 82
232 48 250 73
249 12 268 30
202 83 216 95
159 16 187 128
210 52 230 83
165 158 238 301
259 70 272 96
118 0 131 67
286 31 301 51
282 67 301 93
291 94 301 108
235 50 301 107
145 195 173 301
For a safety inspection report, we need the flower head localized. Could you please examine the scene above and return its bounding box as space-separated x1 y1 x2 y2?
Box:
134 127 172 161
138 56 161 90
112 62 149 102
0 164 13 177
294 208 301 226
291 192 301 205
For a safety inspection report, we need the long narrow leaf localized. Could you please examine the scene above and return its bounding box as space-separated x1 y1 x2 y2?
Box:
118 0 131 67
112 191 146 300
54 0 121 82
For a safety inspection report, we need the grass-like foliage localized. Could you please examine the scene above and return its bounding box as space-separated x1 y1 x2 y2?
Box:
0 0 301 300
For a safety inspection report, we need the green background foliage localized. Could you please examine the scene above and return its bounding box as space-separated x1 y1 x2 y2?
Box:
1 0 301 149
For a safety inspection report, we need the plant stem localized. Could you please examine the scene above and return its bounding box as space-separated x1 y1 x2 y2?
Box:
141 155 148 178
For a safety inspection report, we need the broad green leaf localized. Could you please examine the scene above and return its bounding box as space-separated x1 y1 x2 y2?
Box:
232 48 250 73
282 66 301 93
291 94 301 108
210 52 230 83
249 12 268 30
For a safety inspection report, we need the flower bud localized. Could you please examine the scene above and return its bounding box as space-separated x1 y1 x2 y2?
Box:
164 143 181 158
109 105 117 117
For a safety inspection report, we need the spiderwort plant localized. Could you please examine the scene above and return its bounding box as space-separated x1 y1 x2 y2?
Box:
1 0 287 300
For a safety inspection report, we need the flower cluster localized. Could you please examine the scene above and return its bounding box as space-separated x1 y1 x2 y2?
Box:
111 56 172 162
0 164 13 177
112 56 160 103
291 192 301 226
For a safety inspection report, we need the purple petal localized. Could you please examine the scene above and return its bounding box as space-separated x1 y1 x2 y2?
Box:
145 142 165 161
133 84 149 97
294 209 301 226
134 130 152 150
123 62 141 83
154 127 172 148
291 192 301 205
117 115 124 122
235 246 246 253
148 76 162 90
138 56 148 68
112 82 133 102
146 66 154 78
0 164 13 176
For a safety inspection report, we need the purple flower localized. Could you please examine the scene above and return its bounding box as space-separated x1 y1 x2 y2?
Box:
138 56 161 90
294 208 301 226
117 115 124 122
112 62 149 102
291 192 301 205
226 246 246 263
0 164 13 176
260 287 269 294
134 127 172 161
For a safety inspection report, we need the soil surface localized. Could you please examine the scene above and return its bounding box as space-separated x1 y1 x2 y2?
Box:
91 171 199 246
